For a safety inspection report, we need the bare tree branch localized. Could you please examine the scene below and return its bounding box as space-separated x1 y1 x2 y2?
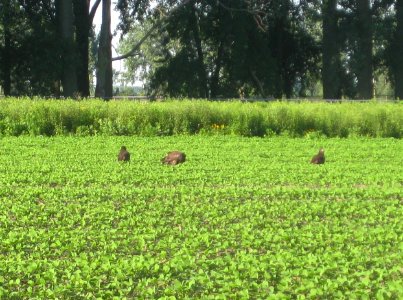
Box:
217 0 268 31
250 68 266 97
112 0 193 61
253 14 267 32
112 21 161 61
216 0 264 15
89 0 101 24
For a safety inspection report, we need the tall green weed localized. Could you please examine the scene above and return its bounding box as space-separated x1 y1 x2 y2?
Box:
0 98 401 137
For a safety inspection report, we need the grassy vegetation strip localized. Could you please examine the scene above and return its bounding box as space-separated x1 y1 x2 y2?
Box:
0 98 402 137
0 136 402 298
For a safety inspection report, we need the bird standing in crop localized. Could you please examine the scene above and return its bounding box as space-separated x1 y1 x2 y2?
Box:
161 151 186 165
118 146 130 162
311 148 325 164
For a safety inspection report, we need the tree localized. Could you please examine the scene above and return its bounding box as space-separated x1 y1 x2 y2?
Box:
322 0 342 99
391 0 403 99
0 0 397 99
115 0 205 97
95 0 113 99
71 0 101 97
355 0 373 99
0 0 61 96
117 0 319 98
0 0 12 95
95 0 164 99
0 0 99 98
189 1 208 98
264 0 320 98
56 0 78 98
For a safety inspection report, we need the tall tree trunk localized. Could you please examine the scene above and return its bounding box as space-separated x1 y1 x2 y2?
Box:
210 41 224 98
272 21 284 99
322 0 341 99
356 0 373 99
95 0 113 99
209 2 225 99
393 0 403 99
2 20 12 96
284 72 293 99
1 0 12 95
57 0 78 98
73 0 90 97
190 3 208 98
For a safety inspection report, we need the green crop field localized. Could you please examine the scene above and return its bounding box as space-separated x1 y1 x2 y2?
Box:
0 135 401 299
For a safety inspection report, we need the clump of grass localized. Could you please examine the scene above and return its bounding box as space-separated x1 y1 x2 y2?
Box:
0 98 401 138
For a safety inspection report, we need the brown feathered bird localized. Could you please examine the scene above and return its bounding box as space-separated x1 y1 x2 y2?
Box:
118 146 130 162
311 148 325 164
161 151 186 165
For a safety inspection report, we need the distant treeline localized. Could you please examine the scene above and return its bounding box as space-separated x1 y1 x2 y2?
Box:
0 1 402 100
0 99 401 138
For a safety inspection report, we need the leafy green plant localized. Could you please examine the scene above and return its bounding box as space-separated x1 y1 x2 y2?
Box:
0 136 401 298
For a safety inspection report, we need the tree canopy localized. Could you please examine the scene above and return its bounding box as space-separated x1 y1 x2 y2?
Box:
0 0 401 99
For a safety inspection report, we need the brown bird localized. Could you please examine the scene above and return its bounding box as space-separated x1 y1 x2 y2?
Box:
161 151 186 165
118 146 130 162
311 148 325 164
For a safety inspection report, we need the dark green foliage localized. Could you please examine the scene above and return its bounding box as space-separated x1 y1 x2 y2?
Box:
118 0 399 99
0 0 401 99
0 1 61 96
121 0 320 99
388 0 403 99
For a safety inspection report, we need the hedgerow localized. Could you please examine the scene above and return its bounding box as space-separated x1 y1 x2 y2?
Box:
0 98 401 137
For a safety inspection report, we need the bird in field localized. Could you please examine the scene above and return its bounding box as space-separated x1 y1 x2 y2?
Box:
311 148 325 164
118 146 130 162
161 151 186 165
